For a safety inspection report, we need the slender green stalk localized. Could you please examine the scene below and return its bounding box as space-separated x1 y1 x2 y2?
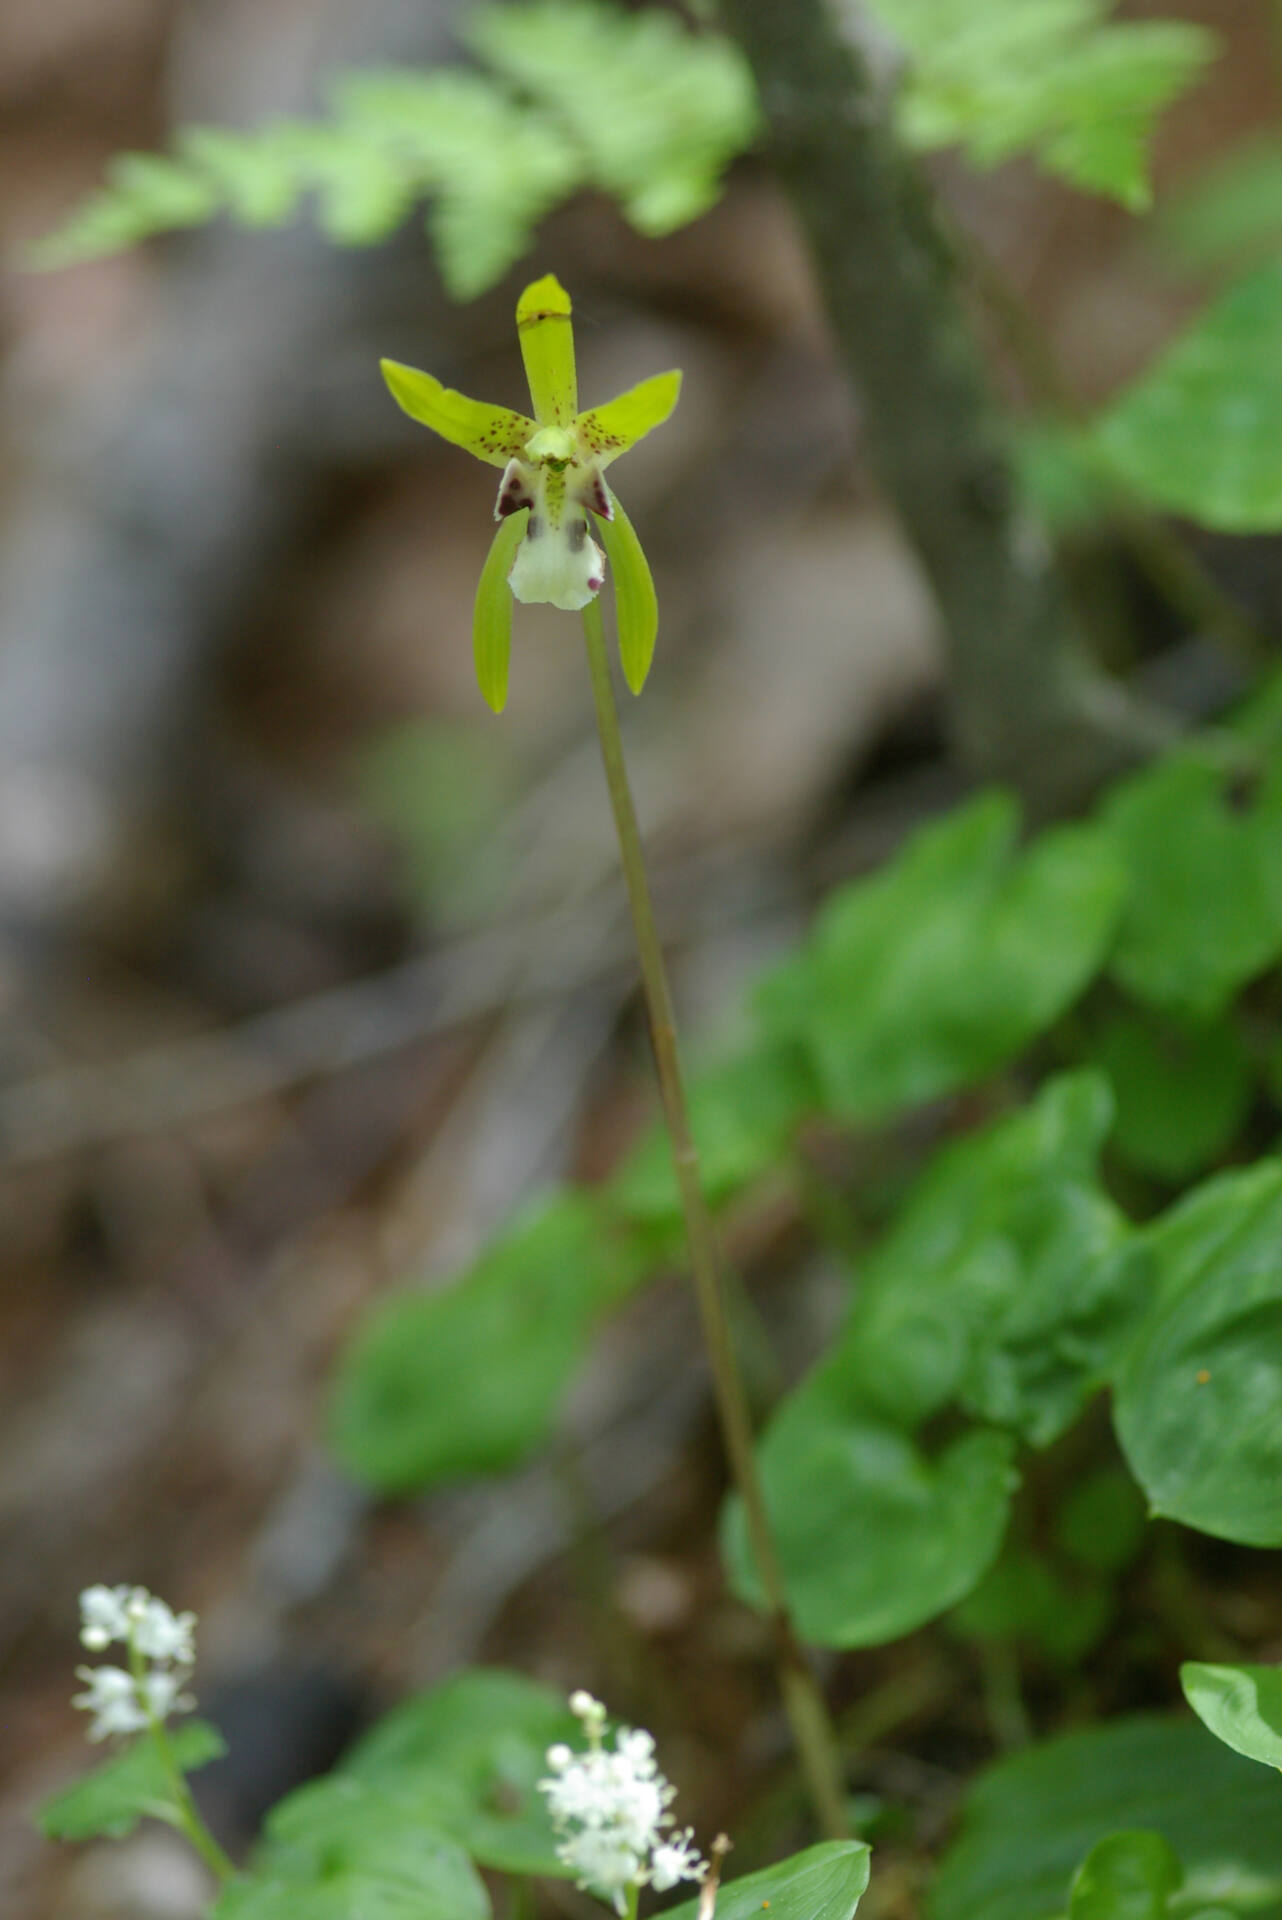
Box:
129 1644 236 1884
579 596 848 1840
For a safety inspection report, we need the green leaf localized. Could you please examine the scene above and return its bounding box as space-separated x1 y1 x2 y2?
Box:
33 8 756 289
804 1072 1137 1448
328 1191 640 1493
609 1039 814 1225
665 1843 871 1920
599 489 660 696
29 153 220 265
1092 262 1282 533
1069 1832 1183 1920
468 2 759 238
1092 1004 1253 1181
175 127 301 226
1099 752 1282 1020
214 1811 490 1920
1181 1662 1282 1773
930 1714 1282 1920
336 1668 577 1875
1114 1163 1282 1546
871 0 1214 210
758 795 1125 1125
723 1409 1017 1647
38 1721 226 1842
336 69 580 300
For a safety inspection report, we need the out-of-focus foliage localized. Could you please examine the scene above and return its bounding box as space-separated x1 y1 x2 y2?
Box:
334 681 1282 1648
212 1818 491 1920
28 2 759 297
930 1716 1282 1920
1156 134 1282 273
38 1722 226 1842
253 1671 577 1880
328 1192 643 1492
1091 262 1282 532
30 0 1213 293
869 0 1215 210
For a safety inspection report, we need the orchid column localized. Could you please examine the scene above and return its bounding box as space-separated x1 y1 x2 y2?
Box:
382 276 849 1839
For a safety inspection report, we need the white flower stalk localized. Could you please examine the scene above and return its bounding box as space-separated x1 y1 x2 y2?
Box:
540 1691 707 1914
72 1585 197 1742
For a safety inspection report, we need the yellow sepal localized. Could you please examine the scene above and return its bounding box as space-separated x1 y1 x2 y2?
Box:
473 510 528 712
598 489 658 695
577 370 682 467
381 360 534 468
515 274 577 426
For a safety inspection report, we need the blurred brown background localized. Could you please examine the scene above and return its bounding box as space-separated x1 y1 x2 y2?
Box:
0 3 1269 1914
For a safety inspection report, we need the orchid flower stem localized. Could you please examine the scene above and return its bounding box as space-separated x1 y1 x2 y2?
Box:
128 1645 235 1885
579 596 849 1841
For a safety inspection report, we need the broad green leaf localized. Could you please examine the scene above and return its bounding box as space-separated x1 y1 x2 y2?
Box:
328 1191 641 1492
871 0 1213 210
473 512 528 713
758 795 1125 1124
930 1714 1282 1920
598 490 660 695
1092 1005 1252 1181
1182 1663 1282 1773
801 1073 1138 1448
1099 753 1282 1020
1069 1832 1182 1920
38 1721 226 1842
578 371 682 464
1092 262 1282 533
516 273 576 425
214 1810 489 1920
1114 1163 1282 1546
665 1842 871 1920
469 2 759 237
380 363 534 467
723 1408 1017 1647
610 1039 814 1225
337 1668 576 1874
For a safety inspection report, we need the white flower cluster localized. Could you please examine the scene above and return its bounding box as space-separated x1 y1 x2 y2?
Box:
540 1690 706 1913
72 1585 197 1742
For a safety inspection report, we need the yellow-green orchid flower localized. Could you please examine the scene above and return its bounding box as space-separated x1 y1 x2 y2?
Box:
381 274 681 712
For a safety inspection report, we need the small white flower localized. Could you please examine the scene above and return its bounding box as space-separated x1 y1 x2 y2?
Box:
71 1583 198 1745
130 1596 196 1665
540 1692 705 1913
560 1829 645 1912
72 1665 150 1741
570 1689 607 1728
651 1829 706 1893
78 1584 136 1651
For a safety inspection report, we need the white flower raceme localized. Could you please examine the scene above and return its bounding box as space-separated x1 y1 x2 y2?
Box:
540 1690 707 1913
72 1585 197 1742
